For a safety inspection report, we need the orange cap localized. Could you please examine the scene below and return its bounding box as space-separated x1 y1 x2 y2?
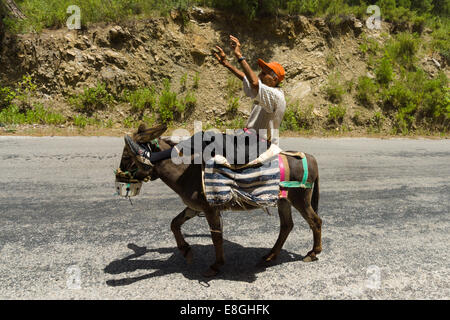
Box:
258 59 285 83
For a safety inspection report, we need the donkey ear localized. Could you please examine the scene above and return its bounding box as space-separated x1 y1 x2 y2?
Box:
133 123 167 143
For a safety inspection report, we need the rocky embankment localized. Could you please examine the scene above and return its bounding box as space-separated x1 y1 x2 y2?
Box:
0 7 447 133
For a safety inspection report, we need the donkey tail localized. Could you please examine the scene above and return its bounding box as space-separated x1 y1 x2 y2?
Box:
311 174 319 214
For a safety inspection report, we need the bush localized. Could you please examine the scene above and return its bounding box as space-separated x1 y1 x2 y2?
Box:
386 32 420 70
0 103 66 125
6 0 449 33
324 0 354 26
431 23 450 65
375 56 395 86
193 72 200 90
158 78 183 123
356 76 378 107
382 69 449 132
179 72 187 91
183 90 197 116
0 104 26 124
328 104 346 125
326 53 337 69
226 76 242 97
287 0 321 15
359 34 381 57
73 115 88 128
14 74 37 112
69 83 113 115
418 72 449 124
123 87 157 113
25 103 67 125
123 116 135 128
371 111 385 131
324 73 345 104
281 102 301 132
0 86 16 110
227 96 240 115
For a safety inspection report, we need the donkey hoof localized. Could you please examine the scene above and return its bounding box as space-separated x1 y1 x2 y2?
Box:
257 253 277 268
303 253 318 262
202 267 220 278
263 253 277 262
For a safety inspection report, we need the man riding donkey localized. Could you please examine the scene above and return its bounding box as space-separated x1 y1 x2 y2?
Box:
117 38 323 277
125 35 287 167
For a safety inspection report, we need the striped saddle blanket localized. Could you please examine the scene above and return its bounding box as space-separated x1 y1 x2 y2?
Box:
203 155 280 207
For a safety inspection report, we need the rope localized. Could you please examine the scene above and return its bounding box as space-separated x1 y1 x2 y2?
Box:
209 213 223 234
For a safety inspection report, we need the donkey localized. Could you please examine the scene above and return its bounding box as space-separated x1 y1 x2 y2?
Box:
116 124 322 277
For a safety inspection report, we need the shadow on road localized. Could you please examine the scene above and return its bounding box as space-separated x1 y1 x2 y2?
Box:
104 234 304 287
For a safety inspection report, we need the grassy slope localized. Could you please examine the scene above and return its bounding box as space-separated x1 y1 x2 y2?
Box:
0 0 449 136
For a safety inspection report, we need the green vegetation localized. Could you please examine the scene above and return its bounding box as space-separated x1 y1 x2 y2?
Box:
281 102 315 132
356 76 378 107
370 111 385 132
122 86 157 114
381 70 449 134
430 24 450 65
352 28 449 134
179 72 188 91
0 75 67 126
183 90 197 115
5 0 447 33
375 56 394 86
158 78 184 123
385 32 420 70
123 116 135 128
0 72 200 129
0 86 16 110
68 83 113 115
225 76 242 115
326 52 337 69
4 0 195 32
119 76 198 125
359 34 382 57
281 103 301 132
0 103 66 125
1 1 448 135
324 73 345 104
193 72 200 90
328 104 347 125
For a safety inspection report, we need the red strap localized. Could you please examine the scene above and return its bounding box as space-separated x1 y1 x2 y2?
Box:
279 154 288 198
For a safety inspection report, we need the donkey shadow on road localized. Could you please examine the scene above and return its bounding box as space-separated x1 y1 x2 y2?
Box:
104 234 304 287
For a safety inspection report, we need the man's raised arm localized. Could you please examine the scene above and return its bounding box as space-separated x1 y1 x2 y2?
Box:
229 35 259 91
213 46 245 81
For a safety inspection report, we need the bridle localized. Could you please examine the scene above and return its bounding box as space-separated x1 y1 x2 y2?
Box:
115 138 161 183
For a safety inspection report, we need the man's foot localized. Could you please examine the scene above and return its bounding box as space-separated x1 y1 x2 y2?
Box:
124 135 153 167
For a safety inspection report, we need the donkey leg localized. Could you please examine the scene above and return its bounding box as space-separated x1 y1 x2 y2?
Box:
290 189 322 262
203 209 224 277
261 198 294 263
170 207 199 264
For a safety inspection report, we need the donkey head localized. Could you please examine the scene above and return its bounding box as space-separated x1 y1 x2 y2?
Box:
115 123 167 190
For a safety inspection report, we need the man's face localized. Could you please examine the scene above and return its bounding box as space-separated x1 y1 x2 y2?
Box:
258 66 279 87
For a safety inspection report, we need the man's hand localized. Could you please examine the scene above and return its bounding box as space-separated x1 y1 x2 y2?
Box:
214 46 228 66
229 35 242 59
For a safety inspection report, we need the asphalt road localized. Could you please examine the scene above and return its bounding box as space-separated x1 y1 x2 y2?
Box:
0 136 449 300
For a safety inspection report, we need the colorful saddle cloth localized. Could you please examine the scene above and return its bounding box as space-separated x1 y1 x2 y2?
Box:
203 155 280 207
203 151 313 207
